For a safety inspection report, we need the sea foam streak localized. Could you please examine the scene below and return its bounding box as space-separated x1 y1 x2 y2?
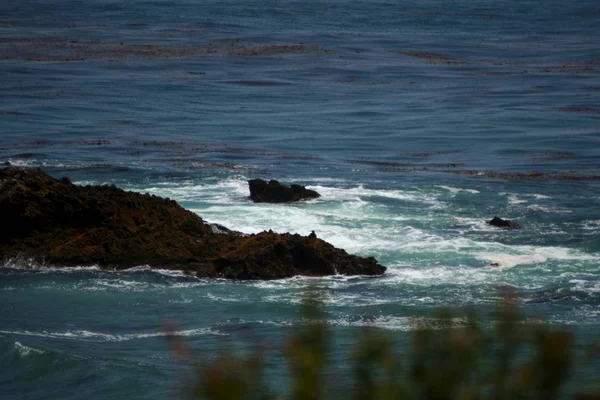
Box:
436 185 480 194
14 341 46 356
332 315 471 331
0 257 101 273
0 261 190 278
0 328 225 342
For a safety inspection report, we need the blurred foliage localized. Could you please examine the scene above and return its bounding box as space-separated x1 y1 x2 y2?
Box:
168 291 600 400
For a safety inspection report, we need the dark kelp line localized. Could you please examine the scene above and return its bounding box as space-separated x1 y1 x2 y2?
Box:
445 170 600 181
1 33 597 75
0 37 330 62
0 138 320 173
3 137 599 179
172 292 600 400
0 167 385 279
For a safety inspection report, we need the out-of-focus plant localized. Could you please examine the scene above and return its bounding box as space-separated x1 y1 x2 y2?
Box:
190 350 271 400
167 290 599 400
285 293 328 400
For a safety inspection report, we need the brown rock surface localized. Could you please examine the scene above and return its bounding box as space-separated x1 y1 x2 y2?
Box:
0 167 385 279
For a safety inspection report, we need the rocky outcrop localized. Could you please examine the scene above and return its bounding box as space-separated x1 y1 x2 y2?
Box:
248 179 320 203
0 167 385 279
488 216 523 230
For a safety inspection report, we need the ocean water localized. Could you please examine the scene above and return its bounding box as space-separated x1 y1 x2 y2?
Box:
1 0 599 398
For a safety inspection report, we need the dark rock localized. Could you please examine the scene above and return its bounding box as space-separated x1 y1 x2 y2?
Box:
308 230 317 239
0 167 385 279
248 179 320 203
488 216 523 229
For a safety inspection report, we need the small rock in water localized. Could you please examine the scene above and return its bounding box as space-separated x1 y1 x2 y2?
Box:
488 216 523 229
248 178 320 203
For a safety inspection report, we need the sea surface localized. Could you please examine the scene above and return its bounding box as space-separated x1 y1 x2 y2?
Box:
1 0 599 398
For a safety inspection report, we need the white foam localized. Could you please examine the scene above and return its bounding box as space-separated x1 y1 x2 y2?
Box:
5 158 37 167
14 341 46 356
312 184 439 203
122 266 187 277
436 185 480 194
132 177 250 204
382 265 495 287
1 261 193 280
474 245 596 268
531 194 551 200
252 319 295 327
569 279 600 293
88 279 148 291
567 306 600 324
474 253 547 268
582 220 600 230
206 293 246 303
191 207 405 254
245 274 367 291
507 194 527 205
167 298 193 304
451 217 494 232
333 316 417 331
1 328 225 342
332 315 469 331
1 258 101 273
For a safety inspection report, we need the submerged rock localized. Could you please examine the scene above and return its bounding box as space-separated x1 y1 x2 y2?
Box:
488 216 523 229
248 179 320 203
0 167 385 279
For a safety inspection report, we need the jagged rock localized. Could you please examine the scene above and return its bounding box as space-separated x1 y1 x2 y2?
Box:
488 216 523 229
248 179 320 203
0 167 385 279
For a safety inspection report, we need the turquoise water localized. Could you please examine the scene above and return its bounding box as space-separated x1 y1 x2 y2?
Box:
1 1 599 398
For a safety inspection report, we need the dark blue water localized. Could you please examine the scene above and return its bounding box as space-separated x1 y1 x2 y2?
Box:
1 1 599 398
